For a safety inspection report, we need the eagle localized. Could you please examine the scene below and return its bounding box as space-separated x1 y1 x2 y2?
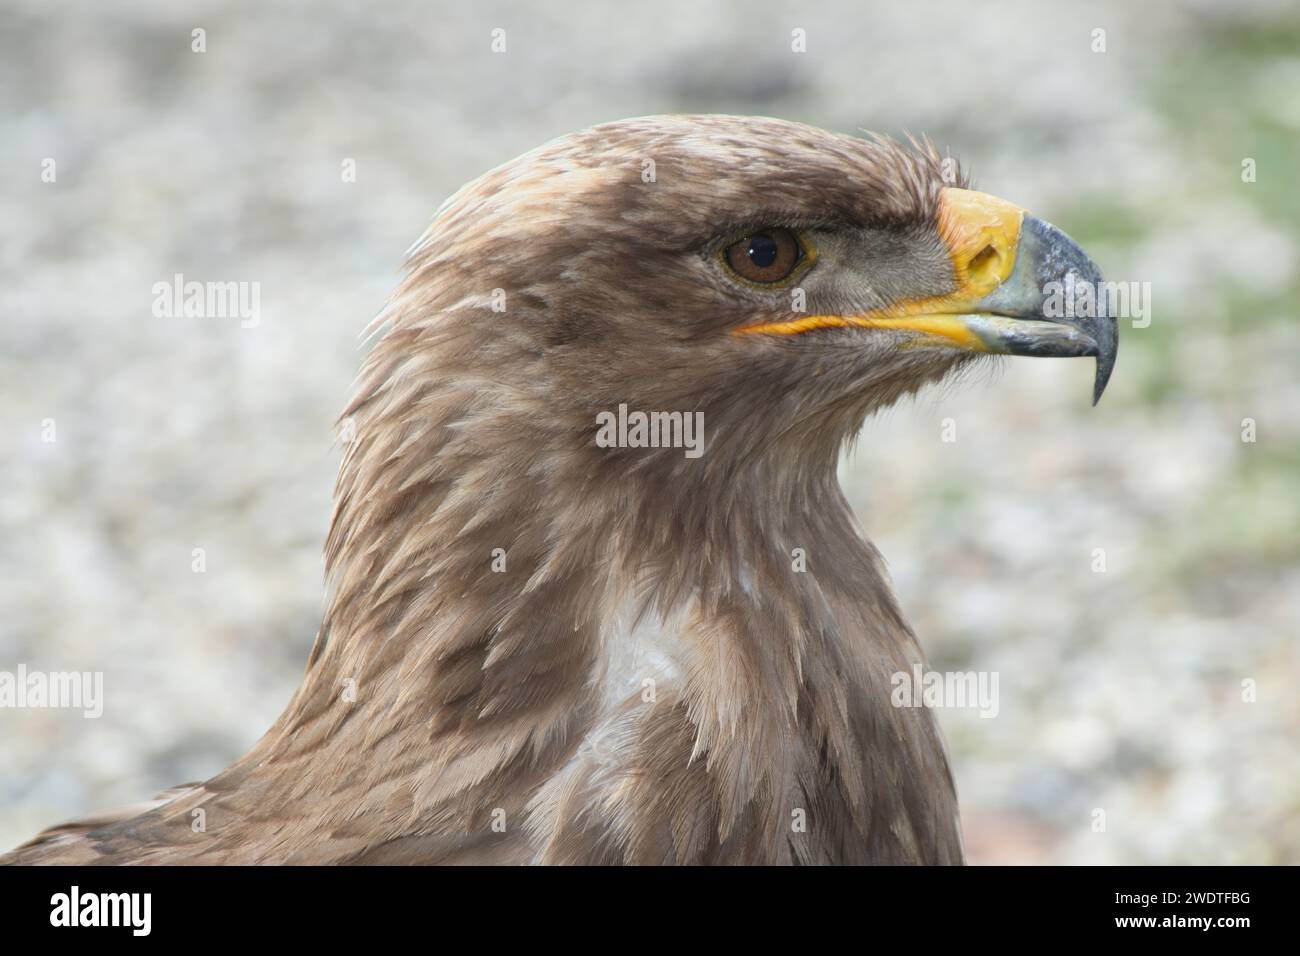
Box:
4 115 1115 865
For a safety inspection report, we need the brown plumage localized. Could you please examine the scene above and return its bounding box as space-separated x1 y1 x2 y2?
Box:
4 115 1114 865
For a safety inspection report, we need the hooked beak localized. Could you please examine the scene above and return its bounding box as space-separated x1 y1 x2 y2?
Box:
740 188 1119 404
956 200 1118 404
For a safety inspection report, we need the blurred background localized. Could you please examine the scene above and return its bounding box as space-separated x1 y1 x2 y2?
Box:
1 0 1297 863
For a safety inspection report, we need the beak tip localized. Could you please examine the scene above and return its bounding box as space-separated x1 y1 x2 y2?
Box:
1090 309 1119 407
1092 356 1112 406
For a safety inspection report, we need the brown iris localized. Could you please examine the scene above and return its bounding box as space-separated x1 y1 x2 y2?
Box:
724 229 803 284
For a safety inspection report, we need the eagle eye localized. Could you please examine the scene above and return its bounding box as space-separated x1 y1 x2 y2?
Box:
720 228 810 286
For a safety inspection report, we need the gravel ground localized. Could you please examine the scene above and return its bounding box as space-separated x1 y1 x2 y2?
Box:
2 0 1297 862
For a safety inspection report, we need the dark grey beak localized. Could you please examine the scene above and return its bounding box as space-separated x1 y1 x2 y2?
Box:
970 215 1119 404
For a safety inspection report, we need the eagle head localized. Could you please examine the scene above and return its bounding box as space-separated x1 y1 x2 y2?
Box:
375 114 1115 488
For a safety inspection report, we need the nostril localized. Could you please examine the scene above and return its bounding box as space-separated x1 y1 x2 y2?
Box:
968 243 1000 278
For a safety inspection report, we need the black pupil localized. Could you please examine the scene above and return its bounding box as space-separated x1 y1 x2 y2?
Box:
747 235 779 268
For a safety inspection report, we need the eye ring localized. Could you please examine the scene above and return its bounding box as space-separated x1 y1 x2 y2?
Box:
718 228 816 289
